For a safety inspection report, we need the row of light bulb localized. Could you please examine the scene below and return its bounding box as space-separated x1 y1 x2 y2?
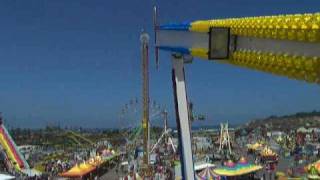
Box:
229 49 320 83
191 13 320 42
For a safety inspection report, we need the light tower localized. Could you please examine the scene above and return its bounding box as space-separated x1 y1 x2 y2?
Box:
140 31 150 169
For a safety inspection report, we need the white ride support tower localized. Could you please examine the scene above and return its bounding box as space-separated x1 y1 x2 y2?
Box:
218 123 232 155
151 110 176 153
171 54 195 180
140 31 150 170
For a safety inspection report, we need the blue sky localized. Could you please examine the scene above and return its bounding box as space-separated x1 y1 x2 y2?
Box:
0 0 319 128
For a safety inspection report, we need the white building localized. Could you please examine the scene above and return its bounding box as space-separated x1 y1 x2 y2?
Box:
269 131 285 138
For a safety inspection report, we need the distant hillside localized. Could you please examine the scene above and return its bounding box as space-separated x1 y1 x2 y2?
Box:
244 110 320 131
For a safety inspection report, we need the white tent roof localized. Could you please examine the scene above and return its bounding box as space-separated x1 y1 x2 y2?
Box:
121 161 129 166
0 174 15 180
21 169 42 176
194 162 215 171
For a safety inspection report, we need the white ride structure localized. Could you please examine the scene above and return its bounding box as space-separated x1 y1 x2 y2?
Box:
151 110 176 154
153 5 320 179
218 123 232 156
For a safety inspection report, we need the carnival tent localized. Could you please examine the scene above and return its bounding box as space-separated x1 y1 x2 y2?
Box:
213 158 262 177
88 155 103 166
102 148 116 157
306 160 320 173
194 163 215 171
0 174 15 180
247 142 262 149
308 165 320 179
60 163 96 178
59 150 118 178
260 147 277 157
196 166 220 180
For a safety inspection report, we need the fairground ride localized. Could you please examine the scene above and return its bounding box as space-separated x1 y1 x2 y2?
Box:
119 98 165 141
64 130 94 147
118 97 166 171
218 123 233 160
151 110 176 154
153 6 320 180
0 113 37 176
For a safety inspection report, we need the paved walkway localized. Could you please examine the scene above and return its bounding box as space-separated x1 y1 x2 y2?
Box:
100 167 125 180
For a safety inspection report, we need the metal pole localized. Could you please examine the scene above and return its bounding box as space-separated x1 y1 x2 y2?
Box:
164 111 168 133
140 32 150 167
171 54 195 180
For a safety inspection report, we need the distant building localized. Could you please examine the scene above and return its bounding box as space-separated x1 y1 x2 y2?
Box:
297 127 320 143
192 136 212 150
268 131 285 138
297 127 320 134
297 127 308 133
18 145 39 160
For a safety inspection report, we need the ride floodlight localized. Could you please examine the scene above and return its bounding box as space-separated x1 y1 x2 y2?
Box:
209 27 231 60
140 31 150 44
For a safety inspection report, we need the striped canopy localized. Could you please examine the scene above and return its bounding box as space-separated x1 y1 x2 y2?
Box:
213 162 262 177
196 167 221 180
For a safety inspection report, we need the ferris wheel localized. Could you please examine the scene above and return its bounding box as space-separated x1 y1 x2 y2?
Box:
118 97 165 141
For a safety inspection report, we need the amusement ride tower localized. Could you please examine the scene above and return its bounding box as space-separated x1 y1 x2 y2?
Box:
140 31 151 175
